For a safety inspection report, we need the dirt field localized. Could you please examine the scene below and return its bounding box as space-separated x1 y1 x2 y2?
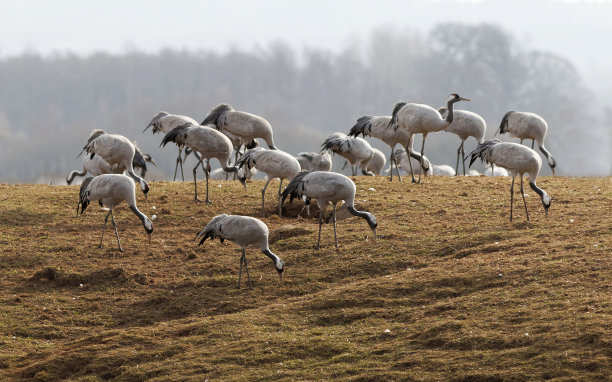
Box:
0 175 610 381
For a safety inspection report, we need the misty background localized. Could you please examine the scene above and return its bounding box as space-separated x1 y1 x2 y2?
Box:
1 0 611 183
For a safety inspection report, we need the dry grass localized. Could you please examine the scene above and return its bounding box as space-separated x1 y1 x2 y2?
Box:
0 175 610 381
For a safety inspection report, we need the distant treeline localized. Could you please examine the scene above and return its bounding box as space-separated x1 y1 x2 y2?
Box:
0 23 609 182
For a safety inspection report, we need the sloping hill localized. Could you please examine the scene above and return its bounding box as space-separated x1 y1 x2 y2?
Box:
0 176 610 380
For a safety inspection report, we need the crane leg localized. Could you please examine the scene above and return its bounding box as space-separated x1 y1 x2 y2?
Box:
261 178 273 217
174 147 185 182
461 141 466 176
510 175 516 222
243 250 253 289
332 203 338 248
238 251 244 288
520 175 530 221
389 149 394 182
204 159 211 204
316 209 324 250
110 209 123 252
418 135 427 183
193 159 204 202
99 209 112 249
455 142 461 176
277 178 284 217
405 146 417 183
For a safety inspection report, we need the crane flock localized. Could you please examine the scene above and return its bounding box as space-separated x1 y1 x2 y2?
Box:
68 97 555 288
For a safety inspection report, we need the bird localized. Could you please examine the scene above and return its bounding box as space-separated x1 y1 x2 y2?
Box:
438 107 486 176
388 93 471 183
160 123 237 203
144 111 202 181
82 130 150 200
430 164 456 176
281 171 377 250
235 148 301 217
366 147 387 175
201 104 277 150
348 115 427 182
468 139 551 221
295 151 333 172
209 166 257 184
496 111 557 175
321 133 374 176
389 147 431 177
77 174 153 252
67 143 156 185
389 149 454 176
484 165 509 177
196 214 284 289
131 142 157 178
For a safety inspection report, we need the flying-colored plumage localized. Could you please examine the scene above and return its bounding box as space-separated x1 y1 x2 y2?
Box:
321 133 374 176
389 93 470 182
201 104 277 150
281 171 377 249
197 214 284 289
496 111 557 175
469 139 551 221
83 130 150 200
236 148 301 217
439 107 486 176
161 123 237 203
77 174 153 252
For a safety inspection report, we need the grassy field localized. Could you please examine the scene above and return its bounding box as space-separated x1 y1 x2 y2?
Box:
0 175 610 381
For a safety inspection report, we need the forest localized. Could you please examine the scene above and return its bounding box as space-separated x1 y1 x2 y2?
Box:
0 23 609 182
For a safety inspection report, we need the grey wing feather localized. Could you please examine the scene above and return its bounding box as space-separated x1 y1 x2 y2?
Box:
196 214 229 245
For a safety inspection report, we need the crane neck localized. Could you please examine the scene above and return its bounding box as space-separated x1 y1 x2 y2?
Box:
445 99 456 124
130 204 152 233
347 205 377 230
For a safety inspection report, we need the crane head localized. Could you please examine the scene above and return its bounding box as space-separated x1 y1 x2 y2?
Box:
448 93 471 103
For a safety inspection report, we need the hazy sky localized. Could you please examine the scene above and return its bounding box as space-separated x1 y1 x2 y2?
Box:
1 0 612 91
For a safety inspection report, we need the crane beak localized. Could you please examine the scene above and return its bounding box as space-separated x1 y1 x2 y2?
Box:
148 233 152 245
372 228 377 241
142 124 151 133
460 97 471 102
279 273 283 282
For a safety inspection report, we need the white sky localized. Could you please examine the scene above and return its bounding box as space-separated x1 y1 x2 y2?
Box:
1 0 612 91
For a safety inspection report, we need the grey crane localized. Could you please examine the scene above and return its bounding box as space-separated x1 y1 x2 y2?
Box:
83 130 150 200
201 104 277 150
144 111 201 181
348 115 426 181
295 151 333 172
131 142 158 178
389 148 431 177
67 144 156 185
496 111 557 175
469 139 551 221
197 214 284 289
235 148 301 217
321 133 375 176
281 171 377 250
366 147 387 175
438 107 486 176
77 174 153 252
388 93 470 183
160 123 237 203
